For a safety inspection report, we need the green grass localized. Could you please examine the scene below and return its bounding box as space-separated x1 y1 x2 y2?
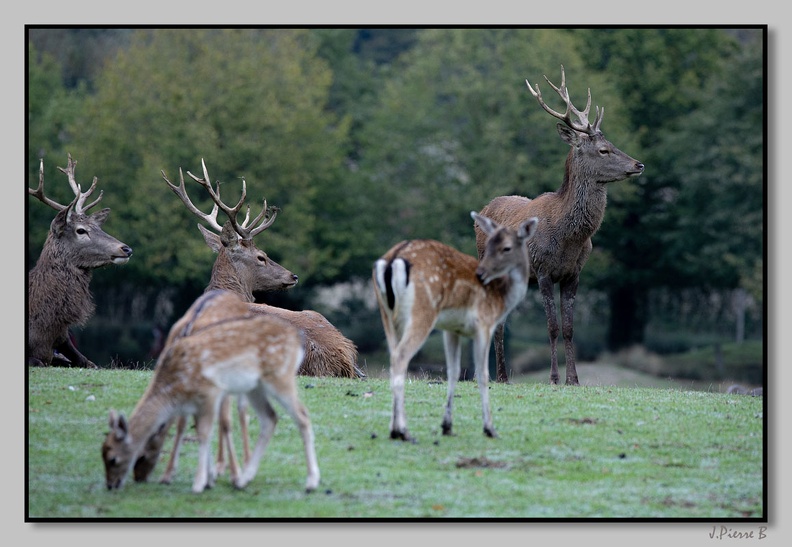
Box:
27 367 764 520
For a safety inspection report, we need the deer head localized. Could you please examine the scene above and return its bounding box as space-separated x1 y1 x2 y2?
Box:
526 65 644 185
28 154 133 268
161 159 298 300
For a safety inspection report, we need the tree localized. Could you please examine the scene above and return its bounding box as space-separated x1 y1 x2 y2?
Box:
65 29 351 291
575 28 755 349
355 29 605 257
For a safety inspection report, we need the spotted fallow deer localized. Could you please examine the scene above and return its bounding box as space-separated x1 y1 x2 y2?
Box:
373 212 538 442
102 289 320 493
476 66 644 385
28 154 132 368
142 160 359 485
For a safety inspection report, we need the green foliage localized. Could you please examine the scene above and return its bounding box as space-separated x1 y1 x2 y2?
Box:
27 368 763 519
355 29 603 255
26 27 766 361
60 29 351 287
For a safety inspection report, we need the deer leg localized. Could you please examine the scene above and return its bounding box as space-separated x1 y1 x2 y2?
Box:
560 277 580 386
493 323 509 383
54 334 96 369
192 406 219 493
473 331 497 438
388 319 434 442
269 385 321 493
217 395 242 483
237 395 251 464
441 331 462 436
538 276 561 385
235 388 278 490
159 415 188 484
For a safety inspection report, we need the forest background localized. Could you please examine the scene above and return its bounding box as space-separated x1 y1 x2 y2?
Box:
26 27 765 385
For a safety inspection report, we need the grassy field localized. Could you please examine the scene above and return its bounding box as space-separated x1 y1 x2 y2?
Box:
26 366 765 520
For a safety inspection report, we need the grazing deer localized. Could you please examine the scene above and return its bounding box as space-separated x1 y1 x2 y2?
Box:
102 289 321 493
146 160 359 485
476 66 644 385
373 212 538 441
28 154 132 368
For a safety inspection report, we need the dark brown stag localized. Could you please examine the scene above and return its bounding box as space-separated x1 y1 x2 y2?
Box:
476 66 644 385
28 154 132 367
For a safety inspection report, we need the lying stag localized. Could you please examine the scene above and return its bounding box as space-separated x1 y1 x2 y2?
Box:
28 154 132 368
373 212 537 441
476 66 644 385
102 289 320 493
138 160 359 485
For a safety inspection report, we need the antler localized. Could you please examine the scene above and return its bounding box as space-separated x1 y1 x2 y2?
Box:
161 158 278 239
28 153 104 214
526 65 604 135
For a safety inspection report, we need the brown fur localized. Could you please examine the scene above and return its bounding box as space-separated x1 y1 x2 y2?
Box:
476 69 643 385
148 162 359 486
28 156 132 367
374 212 537 441
102 290 320 493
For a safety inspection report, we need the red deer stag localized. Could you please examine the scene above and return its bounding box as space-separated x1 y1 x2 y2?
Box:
28 154 132 368
373 212 538 441
476 66 644 385
102 289 320 493
145 160 359 484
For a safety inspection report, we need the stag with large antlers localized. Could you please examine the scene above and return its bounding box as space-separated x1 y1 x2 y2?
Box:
476 66 644 385
142 160 359 485
28 154 132 367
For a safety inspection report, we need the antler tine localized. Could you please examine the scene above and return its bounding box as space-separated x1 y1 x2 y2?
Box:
161 167 224 233
185 159 251 238
247 200 280 237
80 176 104 213
55 154 104 214
29 158 67 211
526 65 600 135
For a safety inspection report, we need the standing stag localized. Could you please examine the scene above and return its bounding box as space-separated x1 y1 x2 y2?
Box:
102 289 320 493
476 66 644 385
373 212 538 441
143 160 359 485
28 154 132 368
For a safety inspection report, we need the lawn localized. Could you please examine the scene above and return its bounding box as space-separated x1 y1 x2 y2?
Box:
26 366 765 520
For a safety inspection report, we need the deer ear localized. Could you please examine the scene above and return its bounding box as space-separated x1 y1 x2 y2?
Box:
50 206 71 236
198 224 222 253
519 217 539 240
471 211 499 236
90 208 111 226
219 221 241 249
557 123 580 146
108 410 129 441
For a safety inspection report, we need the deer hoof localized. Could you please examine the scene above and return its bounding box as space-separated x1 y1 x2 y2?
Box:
390 430 415 443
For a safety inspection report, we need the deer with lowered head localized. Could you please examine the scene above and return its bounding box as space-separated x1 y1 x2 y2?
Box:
476 66 644 385
373 211 538 442
28 154 133 368
102 289 320 493
138 160 359 485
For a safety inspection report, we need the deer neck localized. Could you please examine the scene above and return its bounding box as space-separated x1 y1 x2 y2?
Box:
125 389 174 463
485 263 530 321
556 158 609 240
206 251 255 303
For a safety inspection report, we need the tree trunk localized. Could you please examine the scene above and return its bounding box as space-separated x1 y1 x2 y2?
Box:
607 284 648 350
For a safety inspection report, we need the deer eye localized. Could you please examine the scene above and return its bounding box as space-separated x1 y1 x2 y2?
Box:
598 148 610 156
502 246 512 253
258 255 268 264
76 227 88 235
